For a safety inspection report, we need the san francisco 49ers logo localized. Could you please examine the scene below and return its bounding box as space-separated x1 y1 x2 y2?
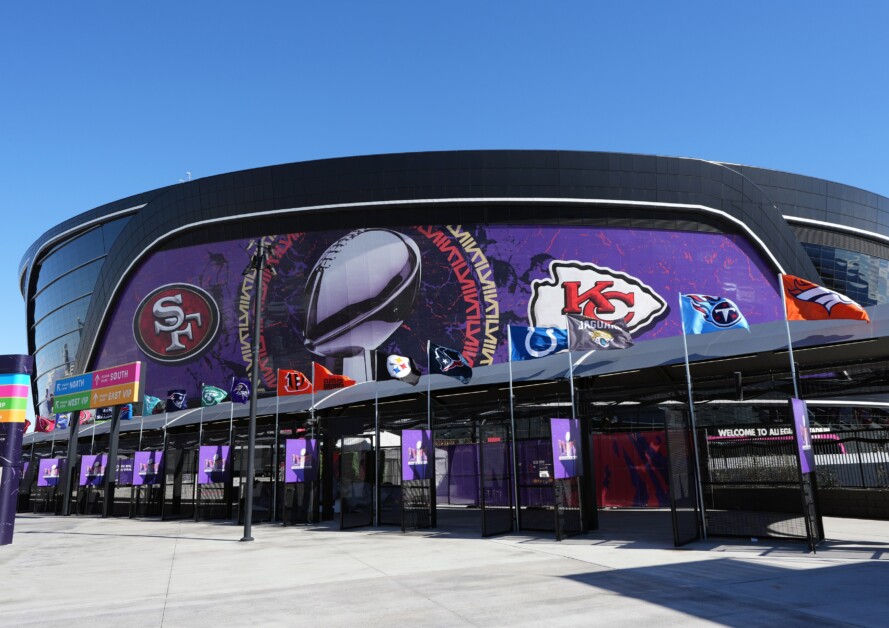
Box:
133 283 220 363
529 261 668 334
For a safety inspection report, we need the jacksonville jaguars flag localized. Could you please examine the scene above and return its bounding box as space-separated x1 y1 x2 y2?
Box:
428 343 472 384
509 325 569 361
680 294 749 335
230 378 252 404
566 315 634 351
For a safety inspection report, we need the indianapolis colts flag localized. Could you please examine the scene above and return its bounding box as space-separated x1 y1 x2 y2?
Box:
509 325 569 361
680 294 750 335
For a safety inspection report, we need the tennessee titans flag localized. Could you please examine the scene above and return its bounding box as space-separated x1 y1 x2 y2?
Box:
230 378 252 404
680 294 750 334
509 326 569 361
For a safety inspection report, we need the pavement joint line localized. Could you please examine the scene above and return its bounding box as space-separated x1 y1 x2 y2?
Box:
160 522 181 628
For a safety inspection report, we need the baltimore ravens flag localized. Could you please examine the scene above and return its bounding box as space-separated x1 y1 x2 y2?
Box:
165 389 188 412
429 343 472 384
230 378 252 404
566 315 634 350
509 326 568 361
201 385 228 407
377 353 421 386
782 274 870 323
277 369 313 396
680 294 750 335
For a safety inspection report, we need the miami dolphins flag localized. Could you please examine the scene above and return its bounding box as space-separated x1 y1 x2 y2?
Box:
680 294 749 335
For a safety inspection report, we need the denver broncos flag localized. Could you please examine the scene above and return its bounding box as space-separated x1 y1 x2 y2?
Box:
277 369 314 396
313 363 356 391
680 294 750 334
782 274 870 323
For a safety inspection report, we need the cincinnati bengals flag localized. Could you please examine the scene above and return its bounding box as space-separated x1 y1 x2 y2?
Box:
782 274 870 323
277 369 313 396
312 363 356 391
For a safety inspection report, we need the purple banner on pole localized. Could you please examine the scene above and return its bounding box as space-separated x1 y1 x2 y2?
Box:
551 418 582 479
133 451 164 486
37 458 65 487
79 454 107 487
791 398 816 475
402 429 432 481
284 439 318 483
116 459 134 486
198 445 231 484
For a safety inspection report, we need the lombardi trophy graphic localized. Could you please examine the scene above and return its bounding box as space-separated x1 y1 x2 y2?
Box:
303 229 422 381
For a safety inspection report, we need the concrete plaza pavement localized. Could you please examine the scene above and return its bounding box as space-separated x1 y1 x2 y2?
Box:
2 511 889 627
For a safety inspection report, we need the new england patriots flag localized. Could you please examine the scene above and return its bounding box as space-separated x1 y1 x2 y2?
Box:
680 294 749 334
509 326 568 361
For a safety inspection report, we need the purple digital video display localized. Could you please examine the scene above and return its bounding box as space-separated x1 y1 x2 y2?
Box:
133 451 164 486
91 223 782 404
791 398 816 475
402 429 433 482
79 454 106 487
37 458 65 487
551 418 582 479
116 459 134 486
284 439 318 483
198 445 231 484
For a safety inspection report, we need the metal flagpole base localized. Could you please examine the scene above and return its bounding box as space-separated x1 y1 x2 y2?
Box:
239 536 254 542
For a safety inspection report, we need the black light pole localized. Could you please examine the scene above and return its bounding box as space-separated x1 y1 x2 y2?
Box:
241 241 271 542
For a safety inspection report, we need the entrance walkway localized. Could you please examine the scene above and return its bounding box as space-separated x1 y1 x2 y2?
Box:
2 513 888 626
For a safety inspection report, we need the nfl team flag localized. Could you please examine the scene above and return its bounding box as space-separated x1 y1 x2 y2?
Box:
429 343 472 384
165 390 188 412
377 353 421 386
78 410 95 425
509 326 568 361
277 369 313 396
680 294 750 335
119 403 133 420
566 315 634 350
142 395 163 415
35 416 55 433
313 363 356 391
201 385 228 407
782 274 870 323
54 413 70 430
230 378 252 404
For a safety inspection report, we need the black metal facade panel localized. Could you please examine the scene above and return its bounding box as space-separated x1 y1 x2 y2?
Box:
20 150 888 378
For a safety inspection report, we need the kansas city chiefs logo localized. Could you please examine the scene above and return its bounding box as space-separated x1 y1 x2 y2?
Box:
529 261 668 334
134 283 220 363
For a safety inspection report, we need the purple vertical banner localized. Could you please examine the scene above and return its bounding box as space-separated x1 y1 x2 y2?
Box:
402 429 433 481
79 454 107 487
284 439 318 483
198 445 231 484
0 354 34 546
551 418 583 479
116 459 134 486
133 451 164 486
791 398 816 475
37 458 66 487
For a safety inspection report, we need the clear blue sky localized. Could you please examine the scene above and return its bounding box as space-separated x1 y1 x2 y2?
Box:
2 2 887 421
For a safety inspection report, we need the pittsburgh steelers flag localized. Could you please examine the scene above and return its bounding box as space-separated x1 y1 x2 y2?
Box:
376 353 421 386
680 294 750 335
277 369 313 396
782 274 870 323
566 315 634 350
201 385 228 407
313 363 356 391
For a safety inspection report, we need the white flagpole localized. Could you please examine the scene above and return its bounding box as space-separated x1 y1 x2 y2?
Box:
679 293 708 540
228 377 235 444
426 343 431 430
565 317 577 421
778 274 801 399
272 392 280 523
507 326 520 532
198 406 205 446
138 413 144 451
374 354 380 527
310 362 316 440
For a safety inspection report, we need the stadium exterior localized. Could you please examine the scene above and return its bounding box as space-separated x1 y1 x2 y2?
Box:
17 151 889 543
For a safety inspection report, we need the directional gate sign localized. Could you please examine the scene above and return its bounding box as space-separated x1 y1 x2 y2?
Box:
52 362 143 414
